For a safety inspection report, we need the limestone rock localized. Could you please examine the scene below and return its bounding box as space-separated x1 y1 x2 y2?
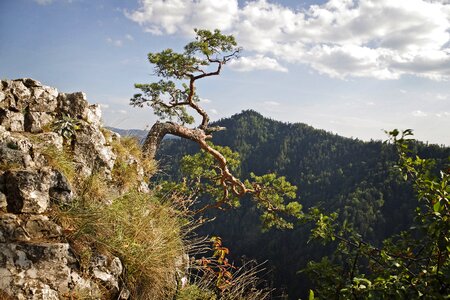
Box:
0 214 29 242
57 92 89 119
1 132 33 154
0 214 62 242
73 123 116 177
0 110 25 132
0 242 74 298
86 104 102 127
21 78 43 88
27 85 58 113
49 169 73 205
24 215 62 240
0 78 129 299
24 112 53 133
33 132 64 152
0 192 6 211
2 170 52 214
0 80 15 110
7 80 32 111
0 143 29 169
91 254 123 291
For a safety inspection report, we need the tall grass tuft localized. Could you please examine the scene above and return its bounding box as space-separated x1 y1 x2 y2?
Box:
40 145 76 183
59 190 186 299
111 136 157 191
99 191 185 298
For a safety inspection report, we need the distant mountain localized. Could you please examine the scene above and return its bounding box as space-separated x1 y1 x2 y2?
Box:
106 127 180 144
142 110 450 299
106 127 148 142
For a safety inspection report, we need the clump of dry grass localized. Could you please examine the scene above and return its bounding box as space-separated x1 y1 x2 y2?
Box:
42 128 187 298
59 191 186 299
111 136 157 191
101 191 185 299
40 145 76 183
77 172 112 204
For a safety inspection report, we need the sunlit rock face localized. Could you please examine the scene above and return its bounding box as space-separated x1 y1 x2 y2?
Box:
0 79 126 299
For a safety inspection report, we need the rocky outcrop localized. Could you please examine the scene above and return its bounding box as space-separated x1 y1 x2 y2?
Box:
0 79 128 299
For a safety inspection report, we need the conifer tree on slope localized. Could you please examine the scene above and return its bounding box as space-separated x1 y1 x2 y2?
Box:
131 29 302 229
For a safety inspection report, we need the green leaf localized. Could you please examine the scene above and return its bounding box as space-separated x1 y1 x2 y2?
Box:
308 289 315 300
433 200 441 212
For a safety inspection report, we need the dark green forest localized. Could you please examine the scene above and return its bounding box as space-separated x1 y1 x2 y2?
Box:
153 110 450 299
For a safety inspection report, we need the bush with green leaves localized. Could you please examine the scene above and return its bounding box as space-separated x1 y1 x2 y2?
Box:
304 129 450 299
155 144 302 230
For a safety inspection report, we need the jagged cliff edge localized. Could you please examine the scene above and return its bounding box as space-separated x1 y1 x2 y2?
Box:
0 79 183 299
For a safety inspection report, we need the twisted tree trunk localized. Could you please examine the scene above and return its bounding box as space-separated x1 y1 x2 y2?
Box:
142 121 255 212
142 121 211 160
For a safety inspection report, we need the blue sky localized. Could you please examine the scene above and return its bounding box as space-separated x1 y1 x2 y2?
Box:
1 0 449 145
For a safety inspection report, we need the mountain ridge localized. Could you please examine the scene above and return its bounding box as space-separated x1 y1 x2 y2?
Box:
153 109 450 299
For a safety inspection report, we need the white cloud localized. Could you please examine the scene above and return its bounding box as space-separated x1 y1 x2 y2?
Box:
200 98 212 104
125 0 238 36
118 109 128 114
264 101 280 106
436 111 450 117
33 0 76 4
412 110 428 117
261 100 283 112
107 37 123 47
436 93 448 100
229 55 288 72
34 0 53 4
125 34 134 41
210 108 218 115
127 0 450 80
99 103 110 109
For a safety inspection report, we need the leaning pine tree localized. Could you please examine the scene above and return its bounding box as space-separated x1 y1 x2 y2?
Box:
131 29 302 229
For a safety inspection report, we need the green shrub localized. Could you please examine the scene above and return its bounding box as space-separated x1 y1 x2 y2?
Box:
177 284 217 300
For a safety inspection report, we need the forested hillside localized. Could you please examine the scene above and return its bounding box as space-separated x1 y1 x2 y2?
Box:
155 110 450 299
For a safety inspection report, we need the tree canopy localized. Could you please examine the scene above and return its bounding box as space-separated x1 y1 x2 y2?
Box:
156 111 450 299
131 29 302 229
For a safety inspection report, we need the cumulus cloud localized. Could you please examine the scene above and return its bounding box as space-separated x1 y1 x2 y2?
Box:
412 110 428 117
229 55 288 72
125 0 238 35
126 0 450 80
